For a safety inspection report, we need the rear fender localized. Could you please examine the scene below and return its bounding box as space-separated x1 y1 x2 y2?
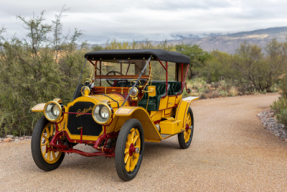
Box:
175 97 198 130
108 106 162 142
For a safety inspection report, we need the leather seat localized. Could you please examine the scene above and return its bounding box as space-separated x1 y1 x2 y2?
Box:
138 81 170 111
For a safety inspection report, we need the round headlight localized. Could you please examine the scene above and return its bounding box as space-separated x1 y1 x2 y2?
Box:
92 103 112 124
44 101 62 122
128 87 139 98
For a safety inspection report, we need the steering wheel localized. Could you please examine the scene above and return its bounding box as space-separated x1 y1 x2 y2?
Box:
106 71 128 87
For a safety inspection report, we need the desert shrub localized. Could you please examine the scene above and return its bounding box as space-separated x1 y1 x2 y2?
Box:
210 81 221 89
0 11 91 137
229 86 238 96
219 90 228 97
281 75 287 98
271 98 287 127
270 83 280 93
199 92 207 99
271 76 287 127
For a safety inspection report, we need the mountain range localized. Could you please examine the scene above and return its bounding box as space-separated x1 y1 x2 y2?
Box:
165 27 287 53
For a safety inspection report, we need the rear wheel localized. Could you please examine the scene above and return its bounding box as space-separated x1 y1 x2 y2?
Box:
115 119 144 181
31 116 65 171
178 107 194 149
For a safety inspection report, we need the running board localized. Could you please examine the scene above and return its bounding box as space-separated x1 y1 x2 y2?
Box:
160 131 184 140
160 126 193 140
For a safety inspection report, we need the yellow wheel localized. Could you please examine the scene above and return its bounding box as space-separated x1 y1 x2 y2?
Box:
184 113 192 143
115 119 144 181
178 107 194 149
31 116 65 171
40 123 62 164
124 128 141 172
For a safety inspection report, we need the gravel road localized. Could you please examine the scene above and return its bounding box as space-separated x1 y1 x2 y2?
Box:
1 94 287 191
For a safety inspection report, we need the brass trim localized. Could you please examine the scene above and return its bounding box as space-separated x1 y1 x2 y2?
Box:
53 98 62 104
44 101 63 122
128 87 139 98
80 86 91 96
92 103 112 125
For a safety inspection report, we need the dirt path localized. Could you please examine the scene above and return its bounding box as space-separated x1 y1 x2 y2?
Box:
1 94 286 191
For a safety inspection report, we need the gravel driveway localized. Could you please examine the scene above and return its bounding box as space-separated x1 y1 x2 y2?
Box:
1 94 286 191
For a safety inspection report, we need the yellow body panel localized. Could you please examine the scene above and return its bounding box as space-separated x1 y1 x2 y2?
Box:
150 111 162 122
176 96 199 130
160 119 181 134
175 95 182 104
31 103 46 112
167 96 176 108
114 106 162 142
158 96 168 110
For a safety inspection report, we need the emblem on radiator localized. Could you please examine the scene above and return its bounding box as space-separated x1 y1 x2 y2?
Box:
76 106 93 117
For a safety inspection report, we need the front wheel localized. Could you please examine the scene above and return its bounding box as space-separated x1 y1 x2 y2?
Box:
115 119 144 181
178 107 194 149
31 116 65 171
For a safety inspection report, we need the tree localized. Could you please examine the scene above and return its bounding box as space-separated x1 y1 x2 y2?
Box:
232 40 287 92
0 10 90 137
175 44 211 79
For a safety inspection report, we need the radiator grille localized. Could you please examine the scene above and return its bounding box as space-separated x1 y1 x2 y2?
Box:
67 102 102 136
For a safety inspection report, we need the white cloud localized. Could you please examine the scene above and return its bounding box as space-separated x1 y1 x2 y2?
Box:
0 0 287 43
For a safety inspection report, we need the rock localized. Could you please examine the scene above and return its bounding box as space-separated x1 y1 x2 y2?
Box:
6 135 14 139
19 137 24 140
14 139 19 143
258 109 287 140
4 138 12 143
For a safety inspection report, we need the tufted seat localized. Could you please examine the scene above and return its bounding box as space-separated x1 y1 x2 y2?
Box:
167 81 182 96
138 81 170 111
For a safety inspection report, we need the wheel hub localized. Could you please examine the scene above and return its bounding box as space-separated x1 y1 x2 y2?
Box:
129 143 135 156
185 124 190 132
129 143 139 156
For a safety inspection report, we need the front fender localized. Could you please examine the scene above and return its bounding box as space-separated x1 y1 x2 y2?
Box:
31 103 46 112
107 106 162 142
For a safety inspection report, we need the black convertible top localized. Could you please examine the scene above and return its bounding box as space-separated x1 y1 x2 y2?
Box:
84 49 190 64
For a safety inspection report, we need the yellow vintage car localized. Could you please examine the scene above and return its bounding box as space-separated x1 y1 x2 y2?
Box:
31 49 198 181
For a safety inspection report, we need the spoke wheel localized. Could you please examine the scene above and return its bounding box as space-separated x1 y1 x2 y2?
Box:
115 119 144 181
184 114 192 143
178 107 194 149
40 123 62 164
31 116 65 171
124 128 141 172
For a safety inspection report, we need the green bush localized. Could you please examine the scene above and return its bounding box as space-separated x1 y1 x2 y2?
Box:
271 97 287 127
271 76 287 127
0 11 91 137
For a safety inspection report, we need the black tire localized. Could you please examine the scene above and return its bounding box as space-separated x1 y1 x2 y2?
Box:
178 107 194 149
31 116 65 171
72 84 84 100
115 119 145 181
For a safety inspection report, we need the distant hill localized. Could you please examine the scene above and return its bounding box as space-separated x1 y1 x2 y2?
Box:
166 27 287 53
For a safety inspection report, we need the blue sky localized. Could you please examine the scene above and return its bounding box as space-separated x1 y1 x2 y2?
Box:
0 0 286 44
